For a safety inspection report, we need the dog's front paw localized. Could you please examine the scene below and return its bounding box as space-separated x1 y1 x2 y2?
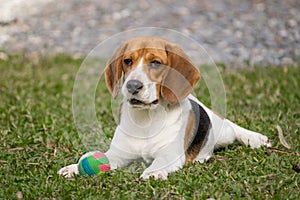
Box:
140 170 168 180
57 164 79 178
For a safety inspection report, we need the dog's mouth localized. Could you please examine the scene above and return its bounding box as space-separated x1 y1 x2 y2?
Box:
128 98 159 108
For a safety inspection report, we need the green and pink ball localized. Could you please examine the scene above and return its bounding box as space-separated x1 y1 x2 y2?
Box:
78 151 110 176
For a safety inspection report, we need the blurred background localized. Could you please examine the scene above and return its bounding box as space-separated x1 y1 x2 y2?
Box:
0 0 299 67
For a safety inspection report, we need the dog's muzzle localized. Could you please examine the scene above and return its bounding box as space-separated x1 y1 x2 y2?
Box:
126 79 159 108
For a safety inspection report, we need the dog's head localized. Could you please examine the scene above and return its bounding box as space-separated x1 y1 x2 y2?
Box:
105 36 200 109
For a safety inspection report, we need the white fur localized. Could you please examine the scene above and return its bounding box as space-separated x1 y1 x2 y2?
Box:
106 99 191 180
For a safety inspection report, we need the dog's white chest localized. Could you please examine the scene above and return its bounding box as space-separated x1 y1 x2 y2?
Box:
112 100 190 158
120 102 185 137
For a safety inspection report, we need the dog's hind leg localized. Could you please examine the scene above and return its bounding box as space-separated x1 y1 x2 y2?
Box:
215 119 271 149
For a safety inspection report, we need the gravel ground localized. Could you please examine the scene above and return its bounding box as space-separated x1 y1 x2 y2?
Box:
0 0 299 67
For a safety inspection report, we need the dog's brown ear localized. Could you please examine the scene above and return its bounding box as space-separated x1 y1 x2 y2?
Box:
105 43 127 98
162 43 200 104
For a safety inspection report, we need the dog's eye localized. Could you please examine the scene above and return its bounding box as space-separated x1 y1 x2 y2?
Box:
124 58 133 67
149 60 161 68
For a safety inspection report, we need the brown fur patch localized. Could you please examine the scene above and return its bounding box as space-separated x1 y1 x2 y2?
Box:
161 43 200 104
155 84 161 102
185 100 212 164
104 44 126 97
184 111 197 163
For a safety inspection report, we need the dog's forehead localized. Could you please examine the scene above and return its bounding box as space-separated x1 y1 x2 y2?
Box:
124 37 168 53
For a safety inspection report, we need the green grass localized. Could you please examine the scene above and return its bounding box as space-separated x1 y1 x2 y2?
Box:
0 54 299 199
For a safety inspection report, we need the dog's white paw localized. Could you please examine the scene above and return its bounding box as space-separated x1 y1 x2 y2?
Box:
57 164 79 178
246 133 271 149
140 170 168 180
260 135 272 148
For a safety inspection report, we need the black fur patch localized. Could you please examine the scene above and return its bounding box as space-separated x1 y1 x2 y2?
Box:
186 99 211 156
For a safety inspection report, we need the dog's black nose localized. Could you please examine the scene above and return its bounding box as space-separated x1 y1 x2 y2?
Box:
126 80 143 95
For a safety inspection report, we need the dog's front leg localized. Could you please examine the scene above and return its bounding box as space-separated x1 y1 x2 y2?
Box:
141 155 185 180
104 148 136 170
57 149 134 178
140 144 186 180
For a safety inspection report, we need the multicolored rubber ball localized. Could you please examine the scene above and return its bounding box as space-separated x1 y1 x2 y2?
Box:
78 151 110 176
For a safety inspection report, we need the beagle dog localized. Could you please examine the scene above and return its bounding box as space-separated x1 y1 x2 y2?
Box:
58 36 271 180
